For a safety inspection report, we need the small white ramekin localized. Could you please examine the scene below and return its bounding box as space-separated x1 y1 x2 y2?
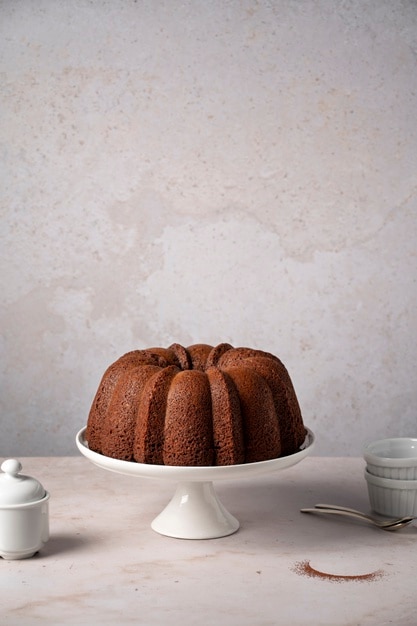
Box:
363 437 417 480
364 469 417 517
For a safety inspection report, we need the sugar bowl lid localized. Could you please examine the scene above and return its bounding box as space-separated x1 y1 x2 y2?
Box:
0 459 46 505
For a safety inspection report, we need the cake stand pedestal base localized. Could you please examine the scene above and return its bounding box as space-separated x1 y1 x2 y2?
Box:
151 481 239 539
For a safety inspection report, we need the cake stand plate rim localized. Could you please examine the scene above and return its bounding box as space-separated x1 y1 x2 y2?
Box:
75 426 315 482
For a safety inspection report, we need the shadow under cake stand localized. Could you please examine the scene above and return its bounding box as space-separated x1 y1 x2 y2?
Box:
76 427 315 539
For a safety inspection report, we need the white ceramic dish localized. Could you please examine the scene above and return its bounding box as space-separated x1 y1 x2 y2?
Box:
364 437 417 480
364 469 417 517
76 426 315 539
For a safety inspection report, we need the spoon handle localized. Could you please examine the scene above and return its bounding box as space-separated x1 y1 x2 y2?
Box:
300 507 378 525
315 503 374 519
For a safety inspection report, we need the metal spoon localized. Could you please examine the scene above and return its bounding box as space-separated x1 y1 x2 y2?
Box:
300 503 415 531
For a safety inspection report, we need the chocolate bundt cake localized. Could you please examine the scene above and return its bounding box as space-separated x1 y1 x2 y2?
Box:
86 343 307 466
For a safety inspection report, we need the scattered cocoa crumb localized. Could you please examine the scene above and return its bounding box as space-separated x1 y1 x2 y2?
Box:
292 560 385 583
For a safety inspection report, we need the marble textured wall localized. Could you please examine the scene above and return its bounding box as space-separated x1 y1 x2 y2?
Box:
1 1 416 456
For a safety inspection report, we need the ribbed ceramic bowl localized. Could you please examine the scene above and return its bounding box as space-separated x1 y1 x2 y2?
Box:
363 437 417 480
365 469 417 517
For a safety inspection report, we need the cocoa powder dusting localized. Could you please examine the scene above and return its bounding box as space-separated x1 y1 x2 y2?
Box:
293 560 385 583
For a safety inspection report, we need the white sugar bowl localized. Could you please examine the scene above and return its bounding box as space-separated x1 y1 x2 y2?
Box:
0 459 50 560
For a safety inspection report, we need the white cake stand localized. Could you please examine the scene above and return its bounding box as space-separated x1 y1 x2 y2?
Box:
76 426 315 539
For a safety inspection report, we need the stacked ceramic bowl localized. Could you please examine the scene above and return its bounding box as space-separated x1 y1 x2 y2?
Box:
363 438 417 517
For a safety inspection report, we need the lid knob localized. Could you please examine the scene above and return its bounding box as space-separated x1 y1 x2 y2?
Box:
1 459 23 477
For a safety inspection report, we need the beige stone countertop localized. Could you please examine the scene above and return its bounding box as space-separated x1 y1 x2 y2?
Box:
1 456 416 625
